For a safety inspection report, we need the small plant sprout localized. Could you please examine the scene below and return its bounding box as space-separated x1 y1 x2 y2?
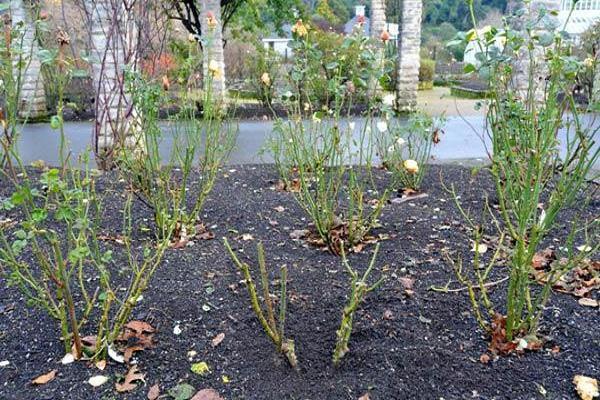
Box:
224 238 297 368
333 243 385 366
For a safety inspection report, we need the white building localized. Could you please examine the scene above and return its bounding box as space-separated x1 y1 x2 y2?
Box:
559 0 600 41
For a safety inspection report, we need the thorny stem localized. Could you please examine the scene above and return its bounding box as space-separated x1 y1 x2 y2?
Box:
333 243 384 365
224 238 297 367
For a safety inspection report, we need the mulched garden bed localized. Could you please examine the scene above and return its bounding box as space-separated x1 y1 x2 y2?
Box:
0 164 598 400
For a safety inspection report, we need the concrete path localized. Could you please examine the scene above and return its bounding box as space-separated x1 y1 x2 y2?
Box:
11 114 599 169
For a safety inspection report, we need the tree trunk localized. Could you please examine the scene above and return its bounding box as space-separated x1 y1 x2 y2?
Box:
90 0 141 169
395 0 422 112
5 0 47 119
201 0 226 103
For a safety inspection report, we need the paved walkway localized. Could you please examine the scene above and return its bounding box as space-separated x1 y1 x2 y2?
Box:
14 116 493 167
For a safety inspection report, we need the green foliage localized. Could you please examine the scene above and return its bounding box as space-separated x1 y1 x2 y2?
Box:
449 2 600 344
224 239 297 368
422 0 506 32
286 27 386 108
333 243 384 365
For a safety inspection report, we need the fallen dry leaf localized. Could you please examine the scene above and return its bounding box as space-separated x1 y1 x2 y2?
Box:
274 206 285 213
471 243 488 254
32 370 57 385
116 365 145 393
358 394 370 400
61 353 75 365
195 224 214 240
578 298 599 308
95 360 107 371
88 375 109 387
147 384 160 400
479 353 491 364
211 333 225 348
532 248 555 270
399 277 415 290
290 229 309 240
124 345 146 363
241 233 254 241
573 375 599 400
191 388 224 400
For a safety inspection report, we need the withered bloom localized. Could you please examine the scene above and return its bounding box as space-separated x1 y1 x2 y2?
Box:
56 29 70 46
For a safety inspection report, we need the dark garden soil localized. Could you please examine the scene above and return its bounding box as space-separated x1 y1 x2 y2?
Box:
0 164 598 400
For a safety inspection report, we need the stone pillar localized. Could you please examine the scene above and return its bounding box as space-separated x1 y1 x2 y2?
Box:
200 0 226 103
369 0 386 95
370 0 387 43
395 0 422 112
90 0 140 167
509 0 561 101
3 0 47 119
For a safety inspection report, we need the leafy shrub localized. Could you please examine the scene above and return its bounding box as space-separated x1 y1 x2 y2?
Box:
244 44 281 106
118 39 236 242
269 23 390 255
419 58 436 84
1 29 169 360
287 26 384 108
449 3 599 347
375 111 444 192
0 167 168 360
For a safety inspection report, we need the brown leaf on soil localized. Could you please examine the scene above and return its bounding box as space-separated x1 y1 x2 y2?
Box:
31 370 57 385
479 353 491 364
358 394 370 400
274 179 301 193
147 384 160 400
401 187 418 196
95 360 107 370
488 314 517 355
196 224 215 240
533 255 599 300
399 277 415 290
124 345 146 363
191 388 224 400
532 248 555 270
125 320 156 335
578 298 599 308
211 333 225 348
170 238 189 249
118 321 156 358
573 375 599 400
74 335 98 356
115 365 145 393
97 234 126 245
274 206 285 213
